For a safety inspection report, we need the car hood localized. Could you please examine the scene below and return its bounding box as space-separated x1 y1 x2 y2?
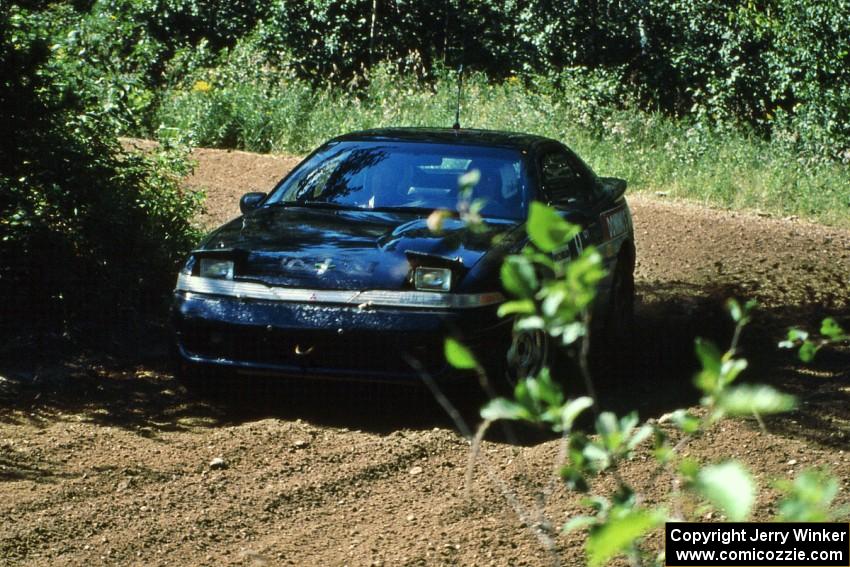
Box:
195 206 521 290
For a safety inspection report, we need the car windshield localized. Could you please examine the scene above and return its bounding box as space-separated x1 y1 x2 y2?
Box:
265 141 529 220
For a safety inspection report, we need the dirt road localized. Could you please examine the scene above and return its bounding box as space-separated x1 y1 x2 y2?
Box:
1 146 848 566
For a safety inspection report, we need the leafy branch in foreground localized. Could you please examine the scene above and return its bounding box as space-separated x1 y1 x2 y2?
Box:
440 203 837 566
498 202 604 349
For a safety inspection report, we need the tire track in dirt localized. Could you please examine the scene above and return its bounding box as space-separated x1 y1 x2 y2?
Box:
262 430 460 515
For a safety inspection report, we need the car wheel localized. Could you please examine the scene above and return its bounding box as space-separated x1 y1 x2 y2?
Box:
603 252 635 349
504 328 551 385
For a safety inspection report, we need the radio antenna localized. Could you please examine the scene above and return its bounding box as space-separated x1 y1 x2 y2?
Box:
452 64 463 130
449 0 466 130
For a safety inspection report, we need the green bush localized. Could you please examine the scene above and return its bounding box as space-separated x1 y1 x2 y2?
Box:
0 4 202 338
37 0 850 163
155 54 850 226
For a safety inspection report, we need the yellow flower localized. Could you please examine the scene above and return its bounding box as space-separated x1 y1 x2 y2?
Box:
507 76 520 86
192 80 212 93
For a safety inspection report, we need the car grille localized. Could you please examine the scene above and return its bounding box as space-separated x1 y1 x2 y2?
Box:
180 323 448 376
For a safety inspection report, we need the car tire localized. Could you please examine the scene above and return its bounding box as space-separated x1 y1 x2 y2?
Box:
597 250 635 386
502 328 553 387
606 248 635 335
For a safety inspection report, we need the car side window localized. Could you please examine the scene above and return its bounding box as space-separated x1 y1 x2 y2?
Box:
540 149 594 206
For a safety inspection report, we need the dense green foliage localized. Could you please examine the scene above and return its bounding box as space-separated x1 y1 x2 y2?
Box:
46 0 850 163
32 0 846 224
155 63 850 226
0 3 202 338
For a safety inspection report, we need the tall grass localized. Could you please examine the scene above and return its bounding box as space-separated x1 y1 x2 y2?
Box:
156 63 850 227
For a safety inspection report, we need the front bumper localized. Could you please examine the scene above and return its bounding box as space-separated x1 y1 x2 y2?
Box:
172 289 510 383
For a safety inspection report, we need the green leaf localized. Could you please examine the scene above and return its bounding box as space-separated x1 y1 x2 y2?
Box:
652 429 672 464
541 286 566 317
481 398 532 422
527 202 580 252
619 412 639 436
583 443 612 470
522 249 556 270
513 378 534 410
500 256 537 298
678 458 700 480
727 298 743 323
695 461 754 521
777 469 839 522
444 337 477 369
560 465 588 492
497 299 536 317
586 508 663 567
561 396 593 431
515 316 545 330
596 412 621 451
563 515 597 533
426 209 452 233
779 327 809 350
469 198 486 215
798 340 817 362
595 412 618 436
458 168 480 188
583 495 612 514
654 445 673 464
526 368 563 408
718 384 796 416
694 338 724 394
694 338 722 375
627 424 653 451
787 328 809 342
726 298 757 324
720 357 748 385
670 410 701 434
559 322 586 345
820 317 845 340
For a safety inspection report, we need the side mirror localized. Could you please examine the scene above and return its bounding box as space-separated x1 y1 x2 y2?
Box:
239 192 266 214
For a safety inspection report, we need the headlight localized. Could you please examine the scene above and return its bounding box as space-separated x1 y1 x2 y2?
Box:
414 267 451 292
199 258 234 280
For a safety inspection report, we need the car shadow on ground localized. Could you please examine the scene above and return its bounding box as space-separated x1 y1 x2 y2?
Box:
1 282 847 448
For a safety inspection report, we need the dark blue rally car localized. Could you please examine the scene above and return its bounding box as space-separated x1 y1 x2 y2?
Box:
172 128 634 383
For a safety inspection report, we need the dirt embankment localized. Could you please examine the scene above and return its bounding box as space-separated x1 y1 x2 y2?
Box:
1 146 848 566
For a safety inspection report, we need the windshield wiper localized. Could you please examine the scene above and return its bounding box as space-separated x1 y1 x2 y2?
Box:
268 202 452 215
268 201 358 211
367 205 454 216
